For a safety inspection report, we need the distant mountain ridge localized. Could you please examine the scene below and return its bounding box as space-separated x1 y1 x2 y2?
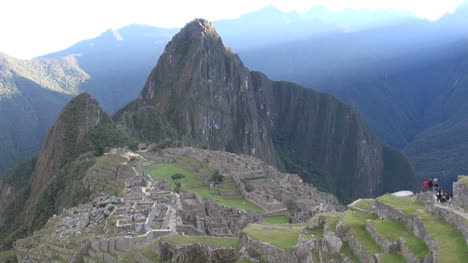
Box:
0 53 87 176
2 3 468 188
0 17 419 250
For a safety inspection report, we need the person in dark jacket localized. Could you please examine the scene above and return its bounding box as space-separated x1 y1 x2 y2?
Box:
436 189 442 203
443 191 450 202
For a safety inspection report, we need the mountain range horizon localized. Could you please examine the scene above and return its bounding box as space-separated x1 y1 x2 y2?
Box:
1 6 468 261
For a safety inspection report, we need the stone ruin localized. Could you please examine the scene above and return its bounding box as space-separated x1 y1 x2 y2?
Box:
13 147 341 263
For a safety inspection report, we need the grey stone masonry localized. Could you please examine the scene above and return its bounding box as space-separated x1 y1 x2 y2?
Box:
238 231 319 263
426 203 468 245
375 200 414 227
159 239 239 263
453 176 468 209
399 237 432 263
412 215 439 262
345 233 378 263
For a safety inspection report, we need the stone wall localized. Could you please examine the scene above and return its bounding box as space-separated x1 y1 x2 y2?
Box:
453 177 468 209
238 231 297 263
375 200 413 227
412 215 438 262
159 240 239 263
237 231 318 263
399 238 432 263
364 221 399 253
344 233 378 263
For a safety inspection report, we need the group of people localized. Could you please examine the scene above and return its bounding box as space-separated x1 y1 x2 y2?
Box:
422 178 452 203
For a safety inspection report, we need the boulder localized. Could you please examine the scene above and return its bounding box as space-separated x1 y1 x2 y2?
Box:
322 232 342 254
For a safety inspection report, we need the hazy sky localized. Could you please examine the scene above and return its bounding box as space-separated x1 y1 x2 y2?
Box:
0 0 464 59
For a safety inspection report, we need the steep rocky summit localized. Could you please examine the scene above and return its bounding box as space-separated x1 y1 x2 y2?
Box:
120 19 417 202
32 93 105 195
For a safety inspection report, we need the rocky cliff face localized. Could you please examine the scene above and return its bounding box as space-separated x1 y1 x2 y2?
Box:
136 19 277 165
251 73 385 201
121 19 417 202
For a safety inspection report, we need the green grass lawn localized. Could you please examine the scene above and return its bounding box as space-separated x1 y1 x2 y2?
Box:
243 224 305 251
353 199 375 212
327 215 340 233
304 225 324 238
264 216 290 224
147 163 203 187
140 243 160 262
377 195 424 216
161 235 238 248
420 213 468 263
371 219 429 260
190 186 263 211
342 210 381 254
147 162 263 211
380 253 406 263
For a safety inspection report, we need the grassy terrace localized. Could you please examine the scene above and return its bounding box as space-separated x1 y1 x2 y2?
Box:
352 199 375 212
189 186 263 211
303 225 324 239
342 210 381 254
371 219 429 260
147 163 203 186
341 243 360 263
380 253 406 263
147 162 263 211
376 195 424 216
420 213 468 262
161 235 238 248
264 216 290 224
376 194 468 262
243 224 305 251
327 215 340 233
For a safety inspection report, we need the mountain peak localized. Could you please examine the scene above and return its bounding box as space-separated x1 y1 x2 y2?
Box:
179 18 220 41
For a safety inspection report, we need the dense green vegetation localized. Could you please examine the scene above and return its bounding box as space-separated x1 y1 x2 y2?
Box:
0 159 36 250
161 235 238 248
243 224 305 251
